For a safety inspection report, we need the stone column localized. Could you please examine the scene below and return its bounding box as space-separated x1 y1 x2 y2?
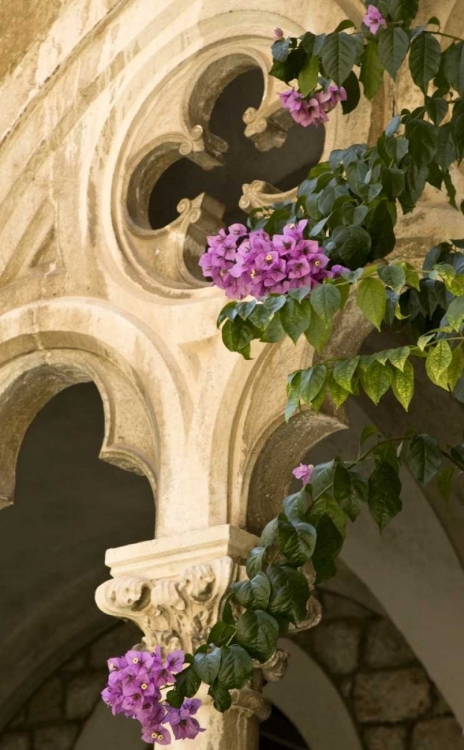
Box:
96 524 321 748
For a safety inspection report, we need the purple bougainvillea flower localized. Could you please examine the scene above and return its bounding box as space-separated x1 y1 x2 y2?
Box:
101 684 125 716
125 650 154 670
183 699 201 715
292 463 314 485
107 656 126 672
363 4 387 34
274 27 284 39
322 85 348 110
137 700 166 726
166 650 185 675
331 263 350 275
141 723 171 744
166 704 206 741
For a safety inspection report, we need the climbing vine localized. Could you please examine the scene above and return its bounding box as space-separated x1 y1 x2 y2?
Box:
102 1 464 741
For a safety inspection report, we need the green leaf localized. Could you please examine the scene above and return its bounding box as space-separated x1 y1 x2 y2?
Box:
333 19 356 33
368 200 397 260
298 55 319 96
300 365 328 405
304 307 333 352
360 425 380 446
321 32 358 85
264 295 287 313
436 124 457 170
406 119 438 168
448 345 464 390
409 32 441 93
426 96 449 126
425 340 452 389
378 264 406 292
280 298 312 343
341 70 361 114
208 681 232 712
310 284 341 323
232 571 271 611
246 547 267 579
378 27 409 78
308 492 347 537
272 38 292 62
408 434 442 483
286 372 301 421
193 646 222 684
173 665 202 699
208 622 237 647
388 346 411 371
222 318 257 354
260 313 285 344
444 42 464 97
357 277 387 330
330 225 372 269
437 467 456 503
328 375 351 407
333 464 367 521
310 514 344 583
267 564 310 625
309 461 335 499
235 610 279 663
385 135 409 163
283 491 308 523
277 520 317 565
451 444 464 469
368 461 402 531
360 40 384 99
361 361 394 404
380 166 406 200
217 645 253 690
447 296 464 331
217 302 238 327
249 304 272 330
236 300 257 320
386 114 402 137
333 356 359 392
392 359 414 410
166 689 184 708
261 517 278 548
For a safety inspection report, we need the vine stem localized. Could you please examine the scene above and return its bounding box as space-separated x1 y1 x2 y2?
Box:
431 31 464 43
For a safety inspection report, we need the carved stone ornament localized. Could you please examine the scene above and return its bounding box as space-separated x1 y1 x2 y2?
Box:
96 552 321 675
96 556 240 653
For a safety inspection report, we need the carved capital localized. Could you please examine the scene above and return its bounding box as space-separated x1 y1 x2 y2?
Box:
96 556 239 653
96 530 322 689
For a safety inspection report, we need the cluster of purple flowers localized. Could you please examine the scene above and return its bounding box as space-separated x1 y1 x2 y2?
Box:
199 220 347 300
101 648 204 744
279 84 347 128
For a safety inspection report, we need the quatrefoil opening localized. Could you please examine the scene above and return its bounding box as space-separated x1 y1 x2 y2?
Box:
123 53 325 292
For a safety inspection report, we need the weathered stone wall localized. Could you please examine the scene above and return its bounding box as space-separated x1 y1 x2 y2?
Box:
0 624 140 750
296 592 464 750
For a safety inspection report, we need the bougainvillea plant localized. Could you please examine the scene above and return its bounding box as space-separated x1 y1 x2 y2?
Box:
103 1 464 740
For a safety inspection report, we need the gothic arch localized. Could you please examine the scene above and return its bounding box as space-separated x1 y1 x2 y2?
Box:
0 298 189 516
